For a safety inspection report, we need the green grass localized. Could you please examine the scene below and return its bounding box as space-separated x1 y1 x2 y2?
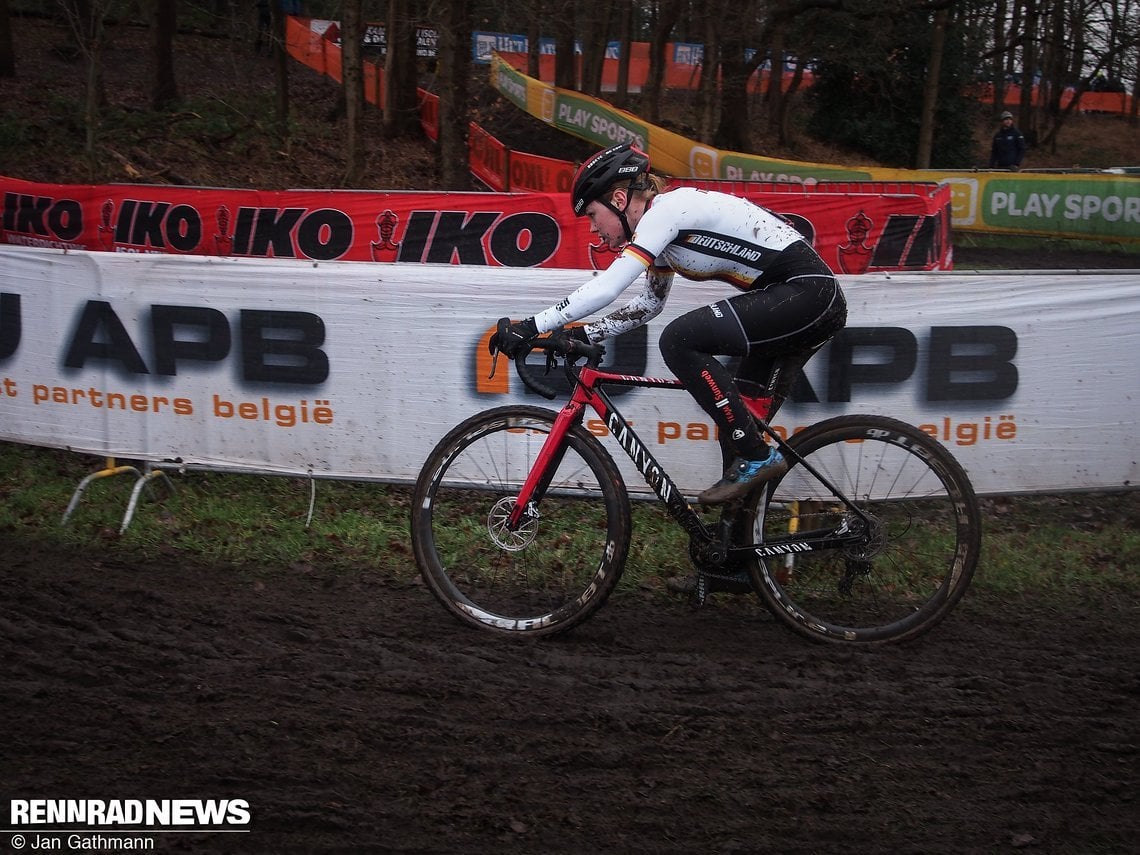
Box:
0 444 415 578
977 496 1140 594
2 443 1137 598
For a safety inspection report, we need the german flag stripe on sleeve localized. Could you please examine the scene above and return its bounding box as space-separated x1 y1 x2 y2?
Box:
623 243 656 267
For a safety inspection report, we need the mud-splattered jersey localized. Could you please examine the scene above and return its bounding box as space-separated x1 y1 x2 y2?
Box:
533 188 808 340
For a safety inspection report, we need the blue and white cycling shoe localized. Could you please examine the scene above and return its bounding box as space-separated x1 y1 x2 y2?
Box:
697 449 788 505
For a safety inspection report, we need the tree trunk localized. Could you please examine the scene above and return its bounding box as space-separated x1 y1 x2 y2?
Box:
776 54 807 147
150 0 179 110
1018 0 1038 141
341 0 365 185
579 0 613 96
990 0 1008 116
614 0 631 106
766 21 786 141
437 0 472 190
915 7 948 169
697 7 719 141
712 0 757 154
1038 0 1066 150
553 5 575 90
644 0 682 124
85 34 100 158
60 0 109 158
272 0 290 143
526 0 542 79
0 0 15 78
1130 70 1139 127
384 0 420 138
714 56 751 151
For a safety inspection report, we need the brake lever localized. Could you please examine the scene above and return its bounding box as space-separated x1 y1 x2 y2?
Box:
487 348 500 379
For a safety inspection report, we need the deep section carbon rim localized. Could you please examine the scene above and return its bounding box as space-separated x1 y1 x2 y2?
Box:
411 406 631 637
748 416 981 644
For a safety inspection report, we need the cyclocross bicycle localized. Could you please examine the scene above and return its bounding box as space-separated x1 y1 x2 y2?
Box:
410 336 981 644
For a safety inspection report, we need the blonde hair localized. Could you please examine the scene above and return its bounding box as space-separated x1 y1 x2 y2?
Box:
604 173 668 205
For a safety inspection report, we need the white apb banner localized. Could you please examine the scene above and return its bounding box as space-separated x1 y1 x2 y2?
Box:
0 244 1137 495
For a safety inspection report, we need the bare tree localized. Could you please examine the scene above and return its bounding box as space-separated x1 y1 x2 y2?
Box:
613 0 632 105
0 0 15 78
580 0 615 96
989 0 1011 117
437 0 473 189
1017 0 1040 142
525 0 542 78
644 0 684 123
149 0 179 110
766 16 788 144
769 8 817 148
983 0 1140 149
695 0 722 141
916 6 950 169
57 0 117 159
710 0 812 152
384 0 421 138
710 0 756 150
342 0 365 185
271 0 290 143
776 51 811 145
553 2 575 88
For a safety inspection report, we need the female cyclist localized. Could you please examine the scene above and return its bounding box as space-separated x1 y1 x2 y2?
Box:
489 142 847 506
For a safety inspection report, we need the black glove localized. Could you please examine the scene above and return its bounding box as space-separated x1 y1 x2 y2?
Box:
546 325 591 354
488 316 539 358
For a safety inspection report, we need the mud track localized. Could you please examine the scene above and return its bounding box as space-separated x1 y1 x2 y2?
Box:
3 540 1137 853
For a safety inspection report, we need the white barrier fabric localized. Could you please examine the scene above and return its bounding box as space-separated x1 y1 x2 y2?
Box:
0 245 1137 495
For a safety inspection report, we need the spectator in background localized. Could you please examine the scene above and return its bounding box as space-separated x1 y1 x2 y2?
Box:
990 111 1027 170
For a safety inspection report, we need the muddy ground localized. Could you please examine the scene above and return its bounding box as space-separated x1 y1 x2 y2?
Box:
3 538 1137 854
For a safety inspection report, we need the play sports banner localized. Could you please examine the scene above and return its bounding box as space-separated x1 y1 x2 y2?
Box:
490 53 1140 243
1 244 1137 496
0 175 951 273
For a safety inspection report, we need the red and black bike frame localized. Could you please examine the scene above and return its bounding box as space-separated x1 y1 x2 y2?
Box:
506 363 718 546
503 348 872 561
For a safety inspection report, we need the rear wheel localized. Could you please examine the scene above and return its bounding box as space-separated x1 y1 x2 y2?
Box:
411 406 631 637
745 415 981 644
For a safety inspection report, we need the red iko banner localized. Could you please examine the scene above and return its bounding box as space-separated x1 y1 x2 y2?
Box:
0 175 952 273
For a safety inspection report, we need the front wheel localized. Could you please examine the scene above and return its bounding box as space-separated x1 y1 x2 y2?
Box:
745 415 981 644
411 406 632 637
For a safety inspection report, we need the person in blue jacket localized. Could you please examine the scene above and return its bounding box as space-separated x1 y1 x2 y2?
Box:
989 111 1027 169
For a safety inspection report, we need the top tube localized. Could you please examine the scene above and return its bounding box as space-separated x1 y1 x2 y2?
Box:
515 336 686 399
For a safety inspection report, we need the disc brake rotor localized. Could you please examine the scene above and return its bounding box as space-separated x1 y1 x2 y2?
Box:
487 496 539 551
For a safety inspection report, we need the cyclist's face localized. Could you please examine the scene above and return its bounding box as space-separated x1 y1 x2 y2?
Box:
585 189 643 249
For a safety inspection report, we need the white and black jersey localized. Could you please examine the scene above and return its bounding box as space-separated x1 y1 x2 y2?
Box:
531 186 845 463
534 188 813 341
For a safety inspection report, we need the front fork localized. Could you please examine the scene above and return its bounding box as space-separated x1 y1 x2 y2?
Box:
506 399 586 530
